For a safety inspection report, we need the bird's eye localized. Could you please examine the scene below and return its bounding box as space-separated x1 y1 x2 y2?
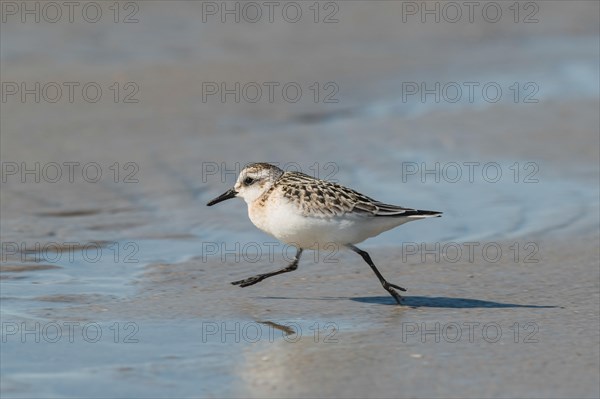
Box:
243 177 255 185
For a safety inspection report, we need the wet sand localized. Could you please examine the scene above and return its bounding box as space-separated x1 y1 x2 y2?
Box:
1 1 599 398
2 236 598 398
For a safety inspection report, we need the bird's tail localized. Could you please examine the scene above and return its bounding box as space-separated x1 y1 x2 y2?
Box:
406 209 442 218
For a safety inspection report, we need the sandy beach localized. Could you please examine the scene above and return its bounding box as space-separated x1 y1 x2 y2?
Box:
1 1 599 397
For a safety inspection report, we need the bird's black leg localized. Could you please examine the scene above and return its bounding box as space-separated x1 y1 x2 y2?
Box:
231 248 303 288
347 244 406 305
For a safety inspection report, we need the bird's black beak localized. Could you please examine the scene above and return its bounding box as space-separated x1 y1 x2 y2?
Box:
207 188 238 206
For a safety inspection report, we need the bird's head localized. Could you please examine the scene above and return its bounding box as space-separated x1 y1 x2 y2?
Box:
207 163 284 206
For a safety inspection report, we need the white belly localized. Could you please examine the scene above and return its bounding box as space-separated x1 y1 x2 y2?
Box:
248 199 411 249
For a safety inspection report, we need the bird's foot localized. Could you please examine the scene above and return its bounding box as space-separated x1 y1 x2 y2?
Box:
231 275 265 288
387 282 407 292
383 282 406 305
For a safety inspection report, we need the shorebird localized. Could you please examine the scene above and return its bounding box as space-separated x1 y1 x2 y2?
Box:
207 162 441 304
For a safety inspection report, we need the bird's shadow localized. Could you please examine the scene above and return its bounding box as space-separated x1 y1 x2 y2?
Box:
257 295 556 308
352 296 557 308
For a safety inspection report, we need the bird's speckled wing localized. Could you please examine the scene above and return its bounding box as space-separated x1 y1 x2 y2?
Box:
276 172 423 218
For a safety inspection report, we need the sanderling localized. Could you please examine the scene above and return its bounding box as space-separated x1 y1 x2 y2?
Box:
207 162 441 304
